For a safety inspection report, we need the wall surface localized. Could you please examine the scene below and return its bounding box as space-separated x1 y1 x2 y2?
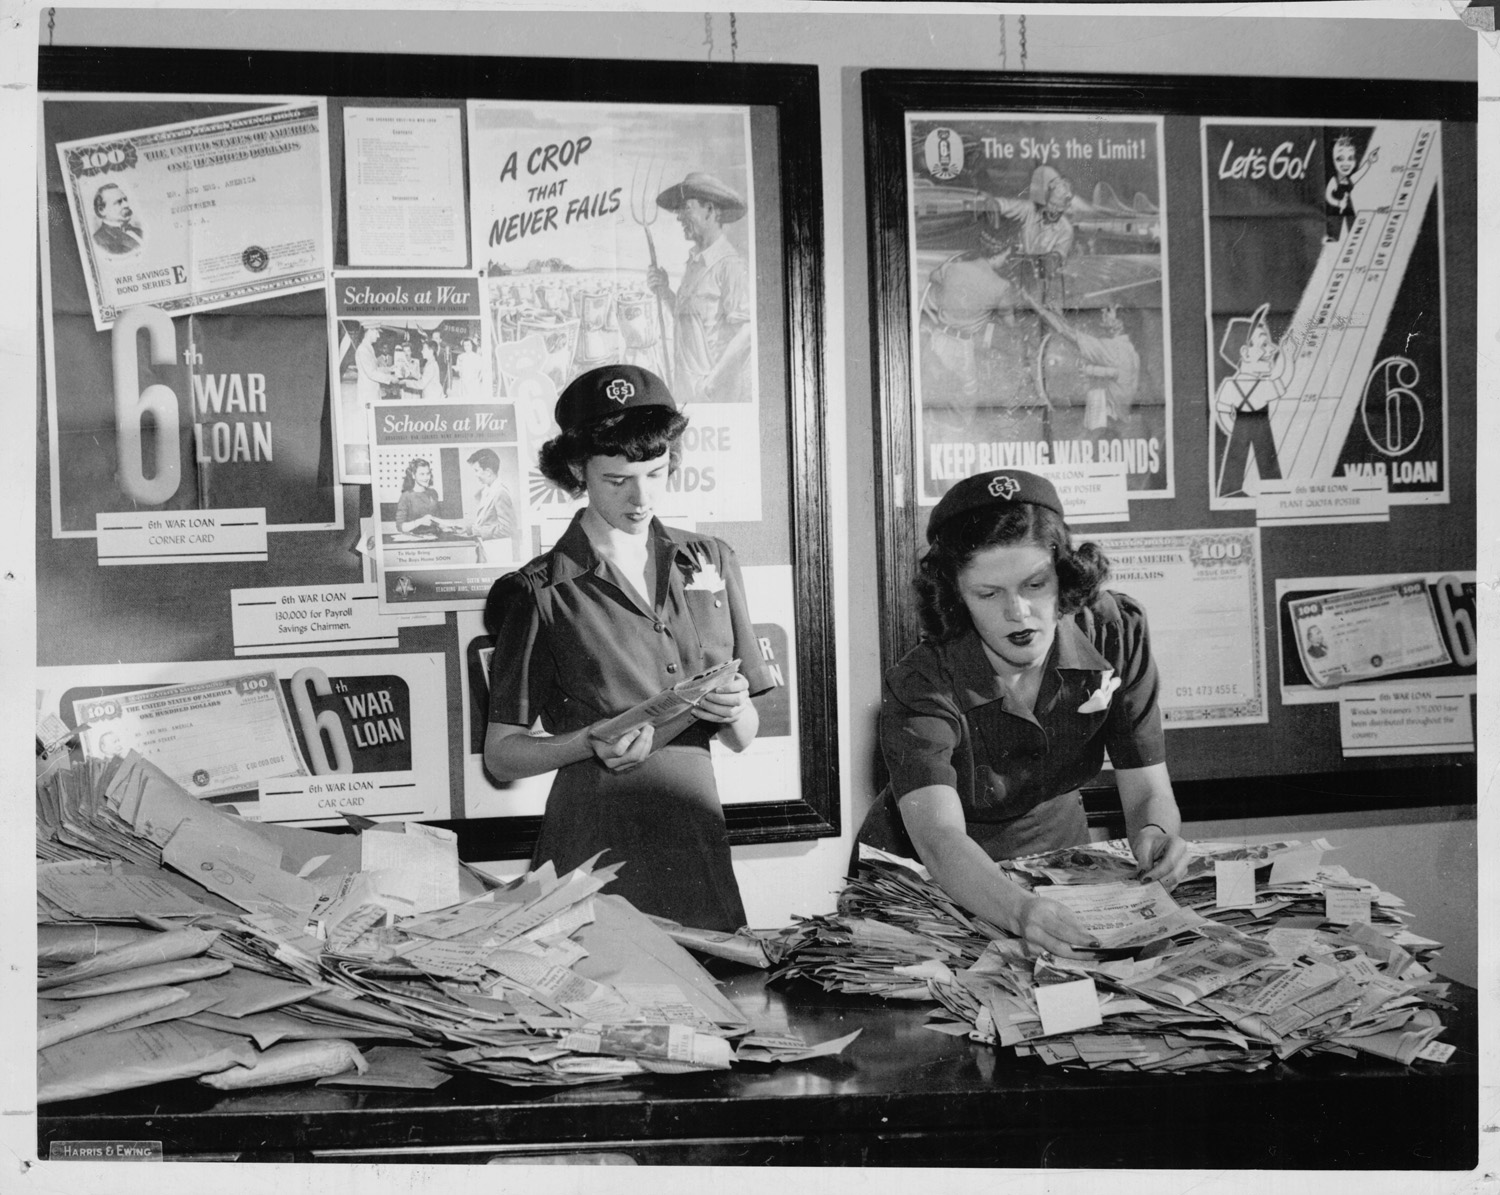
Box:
25 5 1481 987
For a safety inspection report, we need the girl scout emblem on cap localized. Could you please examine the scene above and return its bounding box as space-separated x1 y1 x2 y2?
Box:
988 474 1021 500
606 378 635 404
1078 669 1121 714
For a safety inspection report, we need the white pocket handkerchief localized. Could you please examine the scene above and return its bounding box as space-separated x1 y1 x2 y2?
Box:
1077 670 1121 714
684 553 726 593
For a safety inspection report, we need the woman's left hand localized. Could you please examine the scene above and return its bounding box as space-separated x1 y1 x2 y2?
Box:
692 673 750 725
1132 826 1189 890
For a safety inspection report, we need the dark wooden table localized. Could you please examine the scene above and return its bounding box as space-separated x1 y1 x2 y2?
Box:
38 963 1478 1168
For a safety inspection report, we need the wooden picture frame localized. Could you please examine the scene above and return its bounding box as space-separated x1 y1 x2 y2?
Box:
863 68 1475 818
37 46 837 858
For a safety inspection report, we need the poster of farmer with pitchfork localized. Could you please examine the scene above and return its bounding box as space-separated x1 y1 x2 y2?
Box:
468 100 761 527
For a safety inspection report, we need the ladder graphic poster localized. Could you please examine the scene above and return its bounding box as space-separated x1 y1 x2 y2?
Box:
1201 119 1448 512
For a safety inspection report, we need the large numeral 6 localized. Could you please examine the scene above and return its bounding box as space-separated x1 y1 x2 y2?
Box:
291 666 353 775
1434 575 1476 668
111 306 181 504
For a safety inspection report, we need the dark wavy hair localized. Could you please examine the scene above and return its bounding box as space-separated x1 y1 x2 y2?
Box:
400 457 432 493
537 405 689 497
916 502 1110 642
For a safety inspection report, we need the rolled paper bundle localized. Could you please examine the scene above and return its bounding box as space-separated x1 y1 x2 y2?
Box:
38 986 192 1050
198 1039 367 1090
38 1022 258 1104
45 955 232 998
38 926 221 990
38 924 160 966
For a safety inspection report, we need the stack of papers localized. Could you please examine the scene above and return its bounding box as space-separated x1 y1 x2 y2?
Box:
772 840 1452 1074
37 756 855 1102
773 858 1005 1000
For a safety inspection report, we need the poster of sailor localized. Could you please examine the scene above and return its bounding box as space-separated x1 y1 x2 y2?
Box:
329 270 488 483
1090 529 1267 728
49 97 332 332
42 653 451 822
369 399 524 613
468 99 762 525
1274 571 1475 705
906 113 1173 506
40 98 340 538
1201 118 1448 511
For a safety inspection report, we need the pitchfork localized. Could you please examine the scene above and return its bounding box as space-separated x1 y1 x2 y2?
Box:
630 157 673 387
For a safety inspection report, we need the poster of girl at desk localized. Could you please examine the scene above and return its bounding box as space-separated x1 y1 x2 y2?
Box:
369 400 526 613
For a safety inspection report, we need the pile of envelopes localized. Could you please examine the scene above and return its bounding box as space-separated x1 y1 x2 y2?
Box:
772 841 1453 1073
36 754 851 1102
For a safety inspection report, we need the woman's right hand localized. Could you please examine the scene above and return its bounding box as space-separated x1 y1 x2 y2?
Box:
587 723 655 773
1014 893 1099 958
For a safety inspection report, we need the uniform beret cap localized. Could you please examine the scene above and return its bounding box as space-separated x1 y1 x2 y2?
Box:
554 364 677 433
926 469 1064 542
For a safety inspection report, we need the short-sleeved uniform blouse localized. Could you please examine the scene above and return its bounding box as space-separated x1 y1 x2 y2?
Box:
486 512 773 736
858 589 1166 863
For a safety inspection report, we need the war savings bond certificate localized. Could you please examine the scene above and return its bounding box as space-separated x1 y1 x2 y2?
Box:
1288 580 1452 690
56 101 330 331
73 672 307 800
1090 529 1267 728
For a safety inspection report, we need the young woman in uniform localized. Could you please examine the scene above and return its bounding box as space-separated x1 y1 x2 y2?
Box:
856 469 1190 957
483 365 771 931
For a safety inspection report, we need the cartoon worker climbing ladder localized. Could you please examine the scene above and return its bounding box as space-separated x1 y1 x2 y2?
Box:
1210 122 1442 504
1214 304 1295 499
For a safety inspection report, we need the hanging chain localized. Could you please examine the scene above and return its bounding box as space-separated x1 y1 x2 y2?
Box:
703 13 715 62
1019 14 1028 71
998 15 1008 71
47 7 56 45
729 12 738 63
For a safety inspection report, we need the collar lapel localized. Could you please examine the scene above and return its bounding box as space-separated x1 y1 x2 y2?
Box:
941 630 1011 714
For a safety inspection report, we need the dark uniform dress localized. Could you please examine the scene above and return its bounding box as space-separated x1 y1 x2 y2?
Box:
857 589 1166 864
487 511 773 931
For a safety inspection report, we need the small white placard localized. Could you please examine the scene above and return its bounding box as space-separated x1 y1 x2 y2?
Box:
1338 685 1474 757
1416 1040 1455 1064
1214 859 1257 909
1255 478 1389 527
1029 462 1130 524
1034 977 1103 1038
96 507 268 565
1324 885 1373 926
255 772 426 823
232 583 398 656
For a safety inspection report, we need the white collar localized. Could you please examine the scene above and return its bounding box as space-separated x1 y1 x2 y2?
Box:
580 506 650 565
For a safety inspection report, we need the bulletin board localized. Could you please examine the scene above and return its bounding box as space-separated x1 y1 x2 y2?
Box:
863 69 1475 819
35 46 837 859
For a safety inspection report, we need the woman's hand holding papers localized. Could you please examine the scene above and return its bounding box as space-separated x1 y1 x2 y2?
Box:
1015 893 1101 959
1131 825 1189 891
587 723 655 774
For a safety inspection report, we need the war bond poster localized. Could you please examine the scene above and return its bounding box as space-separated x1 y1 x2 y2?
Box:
906 113 1173 505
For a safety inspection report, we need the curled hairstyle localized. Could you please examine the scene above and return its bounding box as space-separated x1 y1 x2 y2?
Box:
537 405 689 497
915 502 1110 642
401 457 432 493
